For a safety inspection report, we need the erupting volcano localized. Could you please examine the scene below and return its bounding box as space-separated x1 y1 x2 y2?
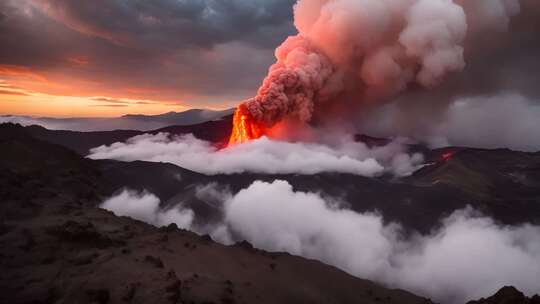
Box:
228 105 266 145
226 0 521 146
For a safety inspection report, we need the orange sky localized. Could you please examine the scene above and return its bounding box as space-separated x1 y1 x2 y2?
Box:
0 1 290 118
0 66 230 118
0 92 187 118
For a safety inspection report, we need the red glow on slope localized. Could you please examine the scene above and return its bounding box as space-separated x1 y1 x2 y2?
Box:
442 151 456 161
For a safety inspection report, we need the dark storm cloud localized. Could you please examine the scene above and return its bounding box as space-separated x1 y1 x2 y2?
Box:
0 0 296 105
35 0 295 50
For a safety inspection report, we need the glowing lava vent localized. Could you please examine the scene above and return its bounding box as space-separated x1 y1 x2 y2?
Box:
228 104 265 146
442 151 456 162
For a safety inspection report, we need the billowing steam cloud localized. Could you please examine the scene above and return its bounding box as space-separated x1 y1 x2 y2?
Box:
435 94 540 151
88 133 424 176
240 0 520 128
101 189 194 229
220 180 540 304
361 93 540 152
101 180 540 304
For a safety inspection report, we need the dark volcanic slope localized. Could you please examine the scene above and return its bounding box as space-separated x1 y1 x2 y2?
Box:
0 123 431 304
24 115 233 155
466 286 540 304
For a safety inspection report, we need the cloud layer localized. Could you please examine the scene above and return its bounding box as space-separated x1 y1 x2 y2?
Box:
88 133 424 176
221 180 540 304
102 181 540 304
101 189 194 229
361 93 540 152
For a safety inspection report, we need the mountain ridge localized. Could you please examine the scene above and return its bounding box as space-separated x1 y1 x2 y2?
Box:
0 108 235 132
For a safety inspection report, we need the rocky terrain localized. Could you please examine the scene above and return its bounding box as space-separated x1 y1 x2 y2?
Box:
0 123 432 304
1 122 539 303
466 286 540 304
24 115 233 155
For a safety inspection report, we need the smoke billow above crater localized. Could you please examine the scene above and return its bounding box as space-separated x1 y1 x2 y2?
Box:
233 0 525 129
220 0 540 152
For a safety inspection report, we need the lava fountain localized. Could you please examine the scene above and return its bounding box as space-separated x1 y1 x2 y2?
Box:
228 104 265 146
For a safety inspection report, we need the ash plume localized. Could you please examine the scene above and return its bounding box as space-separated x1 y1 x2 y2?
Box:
238 0 521 129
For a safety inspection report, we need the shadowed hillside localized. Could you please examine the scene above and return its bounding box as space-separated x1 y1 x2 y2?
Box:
0 123 432 304
24 115 233 155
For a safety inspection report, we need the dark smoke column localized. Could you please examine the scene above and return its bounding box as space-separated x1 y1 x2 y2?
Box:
228 35 341 145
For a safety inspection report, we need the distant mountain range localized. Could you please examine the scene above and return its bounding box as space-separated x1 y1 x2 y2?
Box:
24 114 233 155
0 108 235 132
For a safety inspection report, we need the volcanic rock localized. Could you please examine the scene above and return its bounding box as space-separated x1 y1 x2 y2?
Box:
0 123 432 304
467 286 540 304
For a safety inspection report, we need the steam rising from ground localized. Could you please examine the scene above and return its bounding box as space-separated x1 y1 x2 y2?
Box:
88 133 424 176
101 189 194 229
101 181 540 304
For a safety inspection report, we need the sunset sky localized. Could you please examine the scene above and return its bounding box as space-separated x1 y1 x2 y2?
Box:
0 0 296 117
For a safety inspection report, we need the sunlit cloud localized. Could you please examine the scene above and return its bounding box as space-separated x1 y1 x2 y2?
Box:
0 89 30 96
0 78 189 117
67 56 89 67
0 65 48 83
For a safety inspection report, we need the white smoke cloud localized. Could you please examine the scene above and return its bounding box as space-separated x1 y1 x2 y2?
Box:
433 94 540 151
399 0 467 86
220 180 540 304
88 133 424 177
101 189 194 229
102 181 540 304
362 93 540 152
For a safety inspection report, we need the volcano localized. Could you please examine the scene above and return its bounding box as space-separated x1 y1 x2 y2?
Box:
228 105 266 146
2 0 540 303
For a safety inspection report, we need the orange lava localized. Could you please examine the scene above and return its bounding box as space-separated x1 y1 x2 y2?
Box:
228 105 265 146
